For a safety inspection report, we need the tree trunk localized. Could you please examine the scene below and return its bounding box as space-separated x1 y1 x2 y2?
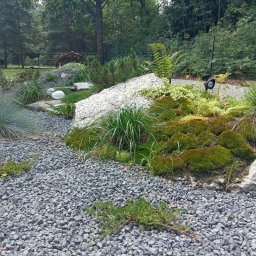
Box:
96 0 104 64
138 0 146 17
3 41 7 69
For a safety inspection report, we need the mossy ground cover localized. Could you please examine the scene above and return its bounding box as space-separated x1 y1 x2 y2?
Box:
65 83 256 185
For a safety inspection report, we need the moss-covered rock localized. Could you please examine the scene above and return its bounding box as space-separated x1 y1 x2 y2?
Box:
208 116 232 135
165 130 214 152
116 151 131 162
217 131 255 160
182 146 232 173
64 127 101 150
93 144 118 160
149 96 193 122
150 155 184 175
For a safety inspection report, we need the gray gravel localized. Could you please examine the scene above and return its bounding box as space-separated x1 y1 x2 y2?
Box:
1 111 256 256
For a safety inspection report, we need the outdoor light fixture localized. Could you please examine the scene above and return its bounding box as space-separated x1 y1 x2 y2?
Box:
202 36 216 91
202 74 216 91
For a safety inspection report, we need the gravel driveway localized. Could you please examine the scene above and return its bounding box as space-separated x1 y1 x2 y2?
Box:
1 111 256 256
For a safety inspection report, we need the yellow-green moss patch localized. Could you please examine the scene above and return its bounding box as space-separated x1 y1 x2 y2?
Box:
182 146 232 173
217 131 255 160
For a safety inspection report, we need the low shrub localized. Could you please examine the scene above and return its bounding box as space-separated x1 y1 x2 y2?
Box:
86 197 187 239
0 97 38 138
87 52 145 88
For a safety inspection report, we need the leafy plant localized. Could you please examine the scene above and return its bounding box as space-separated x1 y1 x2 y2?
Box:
86 197 189 239
0 157 35 179
17 79 45 105
148 43 179 81
214 72 231 84
49 103 75 119
100 107 151 156
0 96 39 138
45 73 58 82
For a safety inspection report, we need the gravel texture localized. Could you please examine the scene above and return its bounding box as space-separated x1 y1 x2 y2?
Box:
1 111 256 256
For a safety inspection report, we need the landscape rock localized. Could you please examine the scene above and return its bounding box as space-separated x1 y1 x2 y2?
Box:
237 160 256 191
74 82 93 91
75 73 164 127
51 90 65 100
27 100 64 112
46 88 55 95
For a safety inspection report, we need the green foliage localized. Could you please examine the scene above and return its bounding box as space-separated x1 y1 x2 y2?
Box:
141 83 200 101
217 131 255 160
45 73 58 82
62 86 100 104
67 66 89 86
86 197 183 239
0 96 38 138
245 86 256 107
0 157 34 179
142 84 228 117
17 79 45 105
64 127 102 151
0 68 9 90
87 53 145 88
49 103 75 119
100 107 151 156
15 69 35 83
148 43 179 80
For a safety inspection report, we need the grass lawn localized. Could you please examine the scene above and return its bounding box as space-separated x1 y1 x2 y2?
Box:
3 67 54 80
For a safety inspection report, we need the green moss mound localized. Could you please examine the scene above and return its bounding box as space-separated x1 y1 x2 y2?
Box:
64 127 101 150
183 146 233 173
150 146 232 175
217 131 255 160
150 155 184 175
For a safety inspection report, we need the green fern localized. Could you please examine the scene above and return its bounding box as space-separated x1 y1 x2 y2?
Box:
148 43 179 81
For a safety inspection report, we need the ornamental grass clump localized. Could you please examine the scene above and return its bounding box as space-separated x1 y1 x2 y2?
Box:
100 107 152 156
0 96 38 138
86 197 190 239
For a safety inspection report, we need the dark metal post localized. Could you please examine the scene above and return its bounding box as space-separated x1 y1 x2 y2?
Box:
209 36 216 76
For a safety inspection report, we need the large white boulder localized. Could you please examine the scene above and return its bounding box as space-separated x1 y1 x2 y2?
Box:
74 73 164 128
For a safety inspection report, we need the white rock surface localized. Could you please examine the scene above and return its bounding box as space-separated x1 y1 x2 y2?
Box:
46 88 55 95
75 73 164 128
74 82 93 91
237 160 256 191
27 100 65 112
51 90 65 100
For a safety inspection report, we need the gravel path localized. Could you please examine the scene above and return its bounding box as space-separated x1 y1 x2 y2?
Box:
1 111 256 256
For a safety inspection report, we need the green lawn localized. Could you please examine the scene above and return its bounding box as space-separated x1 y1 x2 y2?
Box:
3 67 54 80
